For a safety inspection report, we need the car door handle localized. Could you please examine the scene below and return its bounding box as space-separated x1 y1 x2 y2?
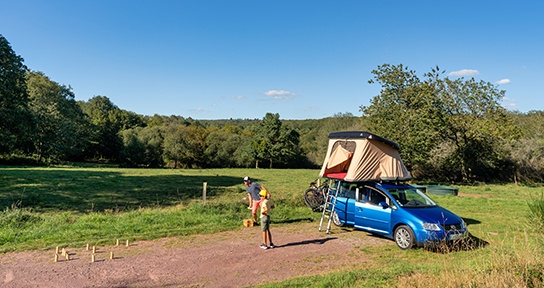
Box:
357 207 363 212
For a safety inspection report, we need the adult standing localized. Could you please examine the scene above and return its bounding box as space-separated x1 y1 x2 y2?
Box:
243 176 270 224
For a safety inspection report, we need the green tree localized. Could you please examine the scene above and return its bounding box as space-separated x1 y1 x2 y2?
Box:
275 126 304 168
425 70 520 181
26 71 89 162
510 111 544 182
362 64 520 182
252 113 282 168
79 96 122 161
0 34 33 154
204 128 245 168
162 124 208 168
120 128 146 166
252 113 303 168
137 126 164 167
361 64 437 171
180 125 208 168
162 125 185 168
79 96 144 161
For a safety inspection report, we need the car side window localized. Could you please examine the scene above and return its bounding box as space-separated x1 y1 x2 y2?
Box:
357 187 370 203
367 188 386 206
346 184 357 199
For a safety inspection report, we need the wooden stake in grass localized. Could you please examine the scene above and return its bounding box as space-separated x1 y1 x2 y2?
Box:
116 239 119 246
203 182 207 205
91 254 95 263
110 251 114 260
65 253 70 261
86 243 89 250
55 246 59 254
61 248 66 256
92 246 96 253
125 240 129 247
54 254 58 263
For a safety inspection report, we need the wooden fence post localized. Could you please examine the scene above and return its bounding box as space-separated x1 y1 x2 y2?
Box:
203 182 207 205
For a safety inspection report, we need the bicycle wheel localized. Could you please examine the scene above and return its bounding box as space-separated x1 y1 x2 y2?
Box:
316 187 326 205
304 188 322 209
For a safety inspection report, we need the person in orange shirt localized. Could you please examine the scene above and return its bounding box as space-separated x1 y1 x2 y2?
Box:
243 176 269 224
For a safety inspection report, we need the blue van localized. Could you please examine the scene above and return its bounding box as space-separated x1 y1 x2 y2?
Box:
330 180 468 249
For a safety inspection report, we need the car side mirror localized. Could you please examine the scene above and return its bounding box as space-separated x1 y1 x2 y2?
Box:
379 201 389 209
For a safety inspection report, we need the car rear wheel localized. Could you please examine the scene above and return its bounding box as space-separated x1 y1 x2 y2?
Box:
394 225 415 250
331 210 344 227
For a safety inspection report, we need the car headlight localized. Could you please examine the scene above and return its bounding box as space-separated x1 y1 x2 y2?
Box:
422 223 441 231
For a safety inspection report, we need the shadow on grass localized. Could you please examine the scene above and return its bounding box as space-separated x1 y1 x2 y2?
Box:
463 217 481 226
276 237 338 248
0 168 243 213
274 217 314 224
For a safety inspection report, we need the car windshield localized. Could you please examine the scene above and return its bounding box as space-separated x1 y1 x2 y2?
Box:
387 187 437 208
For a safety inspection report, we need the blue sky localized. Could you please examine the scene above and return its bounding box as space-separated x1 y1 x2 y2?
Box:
1 1 543 120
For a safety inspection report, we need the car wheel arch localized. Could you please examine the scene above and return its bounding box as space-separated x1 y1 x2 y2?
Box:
392 221 423 244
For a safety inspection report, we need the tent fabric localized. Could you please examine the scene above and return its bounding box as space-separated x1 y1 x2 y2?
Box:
319 132 411 182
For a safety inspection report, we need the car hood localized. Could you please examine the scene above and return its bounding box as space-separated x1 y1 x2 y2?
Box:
404 206 462 225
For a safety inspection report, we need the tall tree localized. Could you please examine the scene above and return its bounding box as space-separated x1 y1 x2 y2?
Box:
424 69 520 181
252 113 282 168
27 71 89 162
361 64 437 171
362 64 520 182
204 128 245 168
79 96 124 161
162 124 208 168
252 113 303 168
0 34 33 154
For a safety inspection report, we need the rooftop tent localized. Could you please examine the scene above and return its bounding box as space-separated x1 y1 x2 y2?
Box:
319 131 412 182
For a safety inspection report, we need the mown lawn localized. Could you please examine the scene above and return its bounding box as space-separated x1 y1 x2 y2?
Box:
0 166 320 252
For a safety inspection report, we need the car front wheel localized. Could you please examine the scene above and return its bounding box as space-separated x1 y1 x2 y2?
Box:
394 225 415 250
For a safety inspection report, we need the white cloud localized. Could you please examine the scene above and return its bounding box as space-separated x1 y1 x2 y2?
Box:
496 79 511 85
231 95 245 100
264 90 296 101
448 69 479 77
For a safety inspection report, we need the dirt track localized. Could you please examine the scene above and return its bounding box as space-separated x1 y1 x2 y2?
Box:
1 222 389 287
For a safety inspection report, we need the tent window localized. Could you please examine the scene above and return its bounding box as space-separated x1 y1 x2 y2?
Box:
325 141 356 174
330 141 356 154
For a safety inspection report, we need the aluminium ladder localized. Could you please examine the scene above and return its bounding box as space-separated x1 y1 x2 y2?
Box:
318 179 340 234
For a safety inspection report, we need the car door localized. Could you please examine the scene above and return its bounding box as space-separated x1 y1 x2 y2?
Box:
354 186 392 235
333 181 356 225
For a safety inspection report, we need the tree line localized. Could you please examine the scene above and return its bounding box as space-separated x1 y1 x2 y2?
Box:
1 35 543 183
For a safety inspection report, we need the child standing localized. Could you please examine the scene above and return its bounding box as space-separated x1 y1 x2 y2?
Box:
259 190 275 249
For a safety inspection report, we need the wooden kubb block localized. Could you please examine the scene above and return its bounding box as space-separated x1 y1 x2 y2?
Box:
243 219 254 227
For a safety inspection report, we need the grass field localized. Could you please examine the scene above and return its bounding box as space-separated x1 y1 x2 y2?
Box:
0 166 320 252
1 166 543 287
